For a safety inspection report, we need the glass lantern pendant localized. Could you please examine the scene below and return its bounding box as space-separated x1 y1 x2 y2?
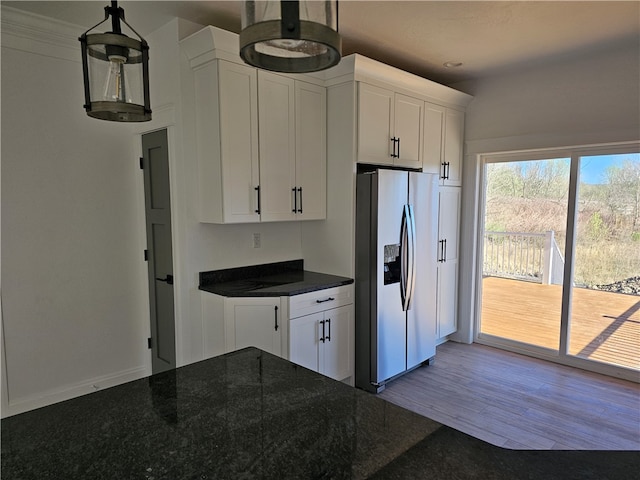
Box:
79 1 151 122
240 0 342 73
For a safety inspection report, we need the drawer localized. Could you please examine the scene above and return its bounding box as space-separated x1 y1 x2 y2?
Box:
288 284 354 319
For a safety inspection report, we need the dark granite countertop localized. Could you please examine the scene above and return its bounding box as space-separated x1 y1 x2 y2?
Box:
199 259 353 297
2 348 636 479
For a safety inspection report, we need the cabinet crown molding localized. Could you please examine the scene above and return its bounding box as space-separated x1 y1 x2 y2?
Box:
180 25 241 68
1 6 80 62
324 54 473 109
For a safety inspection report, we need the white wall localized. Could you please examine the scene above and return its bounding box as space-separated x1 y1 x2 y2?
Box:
1 8 305 415
451 41 640 344
1 8 149 415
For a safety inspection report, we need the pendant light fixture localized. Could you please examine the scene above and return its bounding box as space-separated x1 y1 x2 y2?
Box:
240 0 342 73
79 1 151 122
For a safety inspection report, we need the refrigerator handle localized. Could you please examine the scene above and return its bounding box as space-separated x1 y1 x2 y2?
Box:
400 205 409 310
401 205 415 312
406 204 417 309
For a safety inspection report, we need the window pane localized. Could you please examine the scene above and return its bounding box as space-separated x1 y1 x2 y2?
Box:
480 158 570 351
569 153 640 370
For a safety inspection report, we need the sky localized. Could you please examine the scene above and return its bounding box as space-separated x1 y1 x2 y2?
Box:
580 153 640 185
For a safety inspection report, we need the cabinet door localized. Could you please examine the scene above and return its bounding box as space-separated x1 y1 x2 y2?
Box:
442 109 464 186
357 83 394 165
437 259 458 338
295 81 327 220
224 298 282 356
320 305 353 381
423 102 444 175
258 71 296 222
289 312 323 372
218 61 260 223
436 187 460 339
438 186 461 263
393 93 423 169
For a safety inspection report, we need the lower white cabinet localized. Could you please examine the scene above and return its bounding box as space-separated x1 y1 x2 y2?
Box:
289 305 352 381
206 285 354 377
436 260 458 338
224 297 285 357
288 285 354 382
436 186 461 340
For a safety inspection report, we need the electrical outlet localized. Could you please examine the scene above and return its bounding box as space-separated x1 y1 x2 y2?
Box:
252 232 261 248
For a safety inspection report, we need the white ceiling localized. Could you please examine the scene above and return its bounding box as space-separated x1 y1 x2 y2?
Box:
4 1 639 85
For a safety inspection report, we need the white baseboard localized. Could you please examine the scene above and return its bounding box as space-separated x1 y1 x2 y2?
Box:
1 365 148 418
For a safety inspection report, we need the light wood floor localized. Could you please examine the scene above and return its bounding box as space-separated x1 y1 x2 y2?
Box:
481 276 640 369
379 342 640 450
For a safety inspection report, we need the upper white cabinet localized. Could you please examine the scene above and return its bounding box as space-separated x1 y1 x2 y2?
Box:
295 81 327 221
257 71 296 222
194 59 260 223
182 27 326 224
357 83 423 169
443 109 465 186
423 103 465 186
258 72 327 222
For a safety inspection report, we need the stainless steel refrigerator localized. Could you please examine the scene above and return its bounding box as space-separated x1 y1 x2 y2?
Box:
355 169 438 393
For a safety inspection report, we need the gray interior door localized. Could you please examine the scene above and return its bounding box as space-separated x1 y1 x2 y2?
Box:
142 129 176 374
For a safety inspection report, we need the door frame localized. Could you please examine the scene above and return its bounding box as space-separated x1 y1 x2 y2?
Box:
473 141 640 383
132 106 181 375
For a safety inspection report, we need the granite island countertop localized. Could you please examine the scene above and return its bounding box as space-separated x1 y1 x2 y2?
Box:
199 259 353 297
1 347 637 479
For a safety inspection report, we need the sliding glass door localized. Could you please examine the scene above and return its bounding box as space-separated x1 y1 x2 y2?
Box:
480 157 570 352
568 153 640 370
477 145 640 379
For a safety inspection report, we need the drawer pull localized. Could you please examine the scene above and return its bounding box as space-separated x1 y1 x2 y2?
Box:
316 297 335 304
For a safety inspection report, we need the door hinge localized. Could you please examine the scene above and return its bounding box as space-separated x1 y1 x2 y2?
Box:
144 249 149 261
139 157 144 170
147 337 152 349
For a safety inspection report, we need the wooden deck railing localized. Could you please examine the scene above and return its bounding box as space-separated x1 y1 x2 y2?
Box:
483 231 564 284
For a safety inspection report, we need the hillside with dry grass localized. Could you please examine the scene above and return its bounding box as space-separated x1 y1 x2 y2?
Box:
484 158 639 291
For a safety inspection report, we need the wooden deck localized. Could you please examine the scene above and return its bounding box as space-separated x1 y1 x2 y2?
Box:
480 276 640 370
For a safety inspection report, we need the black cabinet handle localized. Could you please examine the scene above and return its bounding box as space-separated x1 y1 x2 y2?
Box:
292 187 297 213
444 239 447 262
274 305 279 331
397 137 400 159
391 137 399 158
156 274 173 285
315 297 335 304
255 185 261 214
438 240 444 263
441 161 450 180
297 187 303 213
326 318 331 342
320 320 326 343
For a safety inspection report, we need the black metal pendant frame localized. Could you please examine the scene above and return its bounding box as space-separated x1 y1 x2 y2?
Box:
79 1 151 122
